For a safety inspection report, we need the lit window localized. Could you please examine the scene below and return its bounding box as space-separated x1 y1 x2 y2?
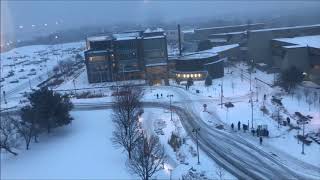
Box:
191 74 194 78
195 74 198 78
198 74 201 77
183 74 186 78
186 74 190 78
177 74 180 77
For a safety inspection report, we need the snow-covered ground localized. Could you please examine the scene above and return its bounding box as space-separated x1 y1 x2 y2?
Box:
1 42 85 109
1 110 133 179
141 108 234 179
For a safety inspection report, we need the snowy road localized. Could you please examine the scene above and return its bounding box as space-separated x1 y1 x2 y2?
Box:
70 99 320 180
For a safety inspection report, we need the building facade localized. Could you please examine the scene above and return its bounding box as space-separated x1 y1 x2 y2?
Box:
84 29 168 84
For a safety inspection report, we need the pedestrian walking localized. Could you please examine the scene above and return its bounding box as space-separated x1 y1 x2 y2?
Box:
238 121 241 131
260 136 263 145
156 94 159 99
161 93 163 98
252 129 255 136
231 123 234 130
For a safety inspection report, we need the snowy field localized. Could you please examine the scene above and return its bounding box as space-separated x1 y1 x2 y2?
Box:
1 110 133 179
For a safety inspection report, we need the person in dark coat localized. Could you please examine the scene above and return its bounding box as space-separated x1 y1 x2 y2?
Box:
231 123 234 130
251 129 255 136
156 94 159 99
260 136 263 145
287 117 290 125
238 121 241 131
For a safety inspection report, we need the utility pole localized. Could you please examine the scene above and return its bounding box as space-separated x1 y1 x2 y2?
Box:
302 117 306 154
167 94 174 121
250 92 254 129
3 91 7 104
28 79 32 90
73 79 76 95
192 128 201 164
219 81 223 108
255 78 258 102
168 168 173 180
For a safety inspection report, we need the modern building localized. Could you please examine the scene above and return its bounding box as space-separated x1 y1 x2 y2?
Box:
271 35 320 84
247 24 320 65
84 29 168 84
186 23 265 42
169 44 239 80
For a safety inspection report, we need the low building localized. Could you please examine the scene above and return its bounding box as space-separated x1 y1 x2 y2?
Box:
169 44 239 81
271 35 320 84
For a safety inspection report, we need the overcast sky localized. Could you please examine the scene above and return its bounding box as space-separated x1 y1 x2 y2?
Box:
1 1 320 40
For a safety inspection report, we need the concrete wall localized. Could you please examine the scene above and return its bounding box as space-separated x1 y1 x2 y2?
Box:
282 47 309 72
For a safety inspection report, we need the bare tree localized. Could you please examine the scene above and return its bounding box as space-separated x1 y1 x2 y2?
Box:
112 85 143 159
127 135 166 180
0 115 19 156
296 92 302 106
303 88 310 103
216 165 225 180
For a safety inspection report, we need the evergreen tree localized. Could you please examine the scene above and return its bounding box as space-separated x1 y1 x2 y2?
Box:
25 87 73 133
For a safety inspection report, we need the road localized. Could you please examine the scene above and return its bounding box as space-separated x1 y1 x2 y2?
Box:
71 99 320 180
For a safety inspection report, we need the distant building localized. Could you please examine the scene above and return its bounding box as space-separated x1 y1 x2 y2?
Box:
169 44 239 80
271 35 320 84
84 28 168 84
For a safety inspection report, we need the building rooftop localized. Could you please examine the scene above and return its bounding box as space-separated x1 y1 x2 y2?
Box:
195 23 264 32
178 52 218 60
274 35 320 49
144 28 164 33
87 35 111 42
112 32 141 40
203 44 239 54
251 24 320 33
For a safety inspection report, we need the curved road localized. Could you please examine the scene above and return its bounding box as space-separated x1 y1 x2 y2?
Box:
72 100 320 180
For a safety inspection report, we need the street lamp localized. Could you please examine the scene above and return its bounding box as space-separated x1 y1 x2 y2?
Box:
301 117 307 155
218 82 223 108
167 94 174 121
192 127 201 164
303 72 308 81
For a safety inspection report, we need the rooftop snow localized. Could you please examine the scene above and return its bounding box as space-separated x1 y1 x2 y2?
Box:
145 62 167 67
209 38 228 43
112 32 141 40
251 24 320 32
203 44 239 54
210 31 246 36
204 57 226 65
143 35 165 40
87 35 110 41
144 28 164 33
178 52 218 60
195 23 264 31
274 35 320 49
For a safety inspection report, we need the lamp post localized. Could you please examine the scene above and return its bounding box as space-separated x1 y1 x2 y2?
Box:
168 168 173 180
301 117 306 154
218 82 223 108
192 127 201 164
167 94 174 121
73 79 76 95
250 92 254 129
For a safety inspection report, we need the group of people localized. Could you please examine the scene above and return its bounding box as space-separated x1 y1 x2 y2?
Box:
231 121 264 145
156 93 163 99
